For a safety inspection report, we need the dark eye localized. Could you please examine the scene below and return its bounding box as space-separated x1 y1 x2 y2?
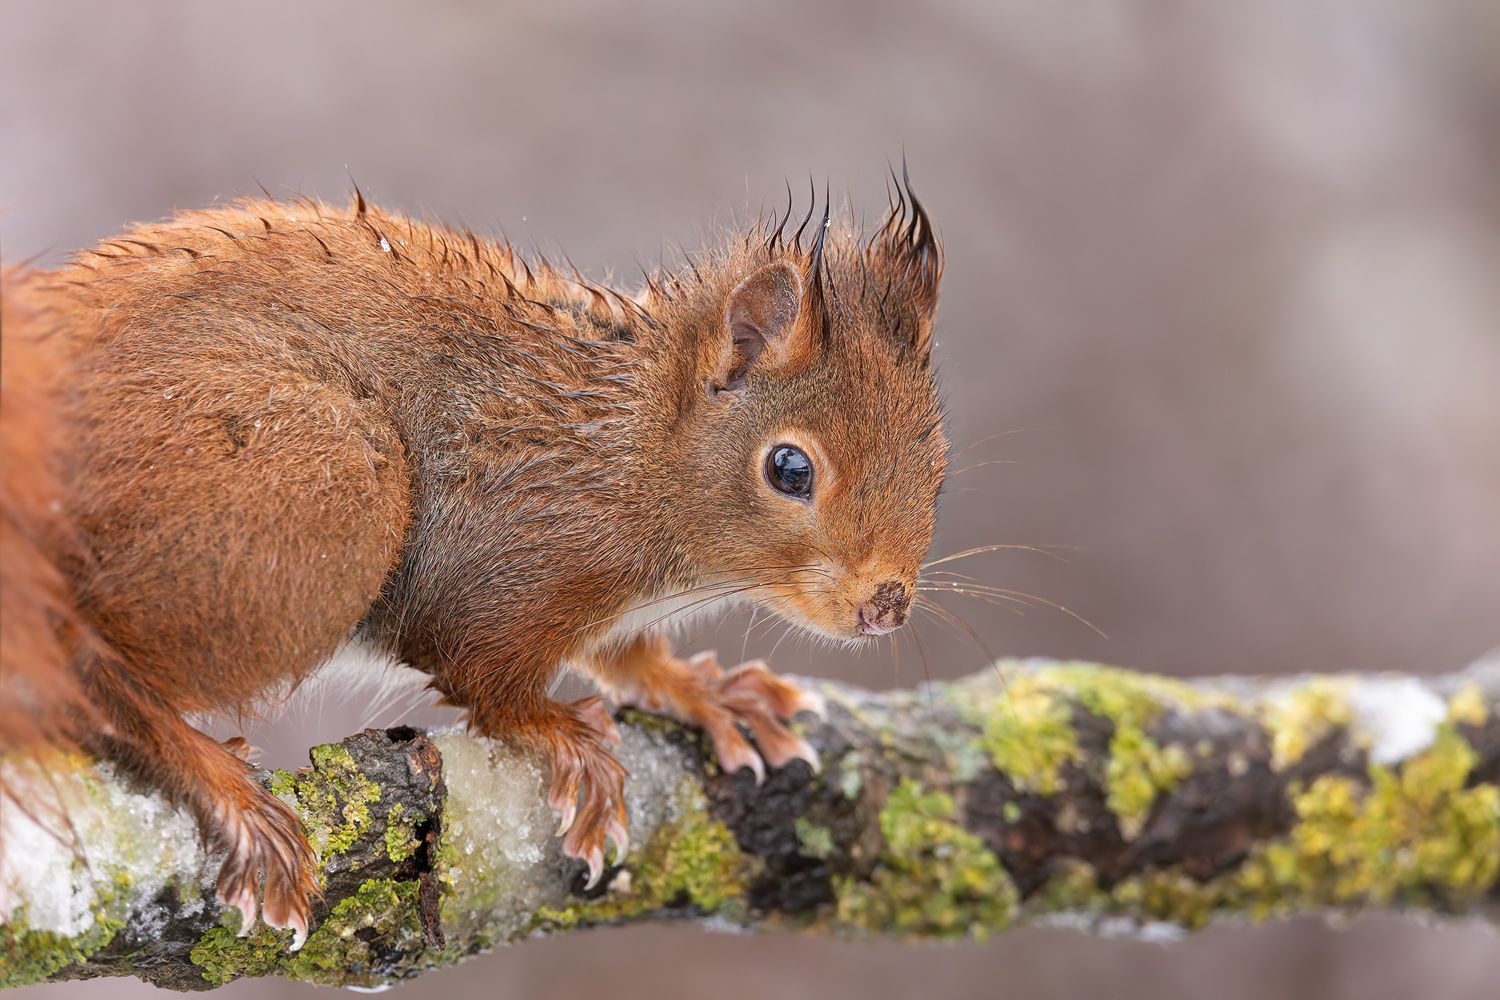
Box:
765 445 813 499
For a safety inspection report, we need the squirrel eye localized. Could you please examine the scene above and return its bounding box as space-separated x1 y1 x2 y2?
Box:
766 445 813 499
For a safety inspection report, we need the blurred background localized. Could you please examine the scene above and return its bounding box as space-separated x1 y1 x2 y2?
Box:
4 0 1500 996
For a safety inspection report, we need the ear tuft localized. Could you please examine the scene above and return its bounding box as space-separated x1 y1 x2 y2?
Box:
873 165 943 354
719 261 801 389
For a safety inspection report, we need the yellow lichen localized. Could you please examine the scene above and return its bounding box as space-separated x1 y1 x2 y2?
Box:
1241 724 1500 912
1264 678 1354 770
1449 683 1490 727
972 671 1082 795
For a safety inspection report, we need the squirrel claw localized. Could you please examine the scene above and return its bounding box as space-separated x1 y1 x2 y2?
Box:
554 796 579 837
221 882 259 938
605 816 630 862
582 845 606 889
715 738 766 784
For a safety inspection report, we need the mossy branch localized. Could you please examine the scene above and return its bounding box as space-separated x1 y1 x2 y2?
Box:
5 656 1500 991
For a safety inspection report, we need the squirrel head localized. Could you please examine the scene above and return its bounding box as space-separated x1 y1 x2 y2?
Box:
647 182 946 643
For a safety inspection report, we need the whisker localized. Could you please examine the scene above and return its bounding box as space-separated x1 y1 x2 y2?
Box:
920 570 994 584
922 543 1074 569
555 565 820 642
919 583 1105 637
949 428 1040 461
745 608 786 643
768 621 797 663
740 608 757 664
914 597 1010 692
914 596 999 666
948 459 1036 477
916 585 1031 613
908 612 935 705
889 629 902 688
630 580 786 636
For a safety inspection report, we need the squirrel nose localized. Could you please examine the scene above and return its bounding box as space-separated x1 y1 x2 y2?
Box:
856 580 910 635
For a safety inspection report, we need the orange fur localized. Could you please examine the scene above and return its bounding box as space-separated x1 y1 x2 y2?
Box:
0 180 947 942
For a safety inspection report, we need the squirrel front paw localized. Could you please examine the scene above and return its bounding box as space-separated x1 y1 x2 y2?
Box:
686 653 825 783
615 649 825 784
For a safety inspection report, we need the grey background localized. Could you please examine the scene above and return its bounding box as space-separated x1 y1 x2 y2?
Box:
4 1 1500 997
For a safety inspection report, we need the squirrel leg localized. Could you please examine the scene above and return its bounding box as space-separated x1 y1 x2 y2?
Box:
586 634 825 784
481 697 628 888
87 690 317 948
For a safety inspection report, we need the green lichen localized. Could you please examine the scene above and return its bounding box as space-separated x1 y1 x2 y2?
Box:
837 751 863 800
1020 856 1242 931
837 779 1017 941
275 743 382 861
617 708 687 738
268 768 298 799
1015 855 1248 931
531 778 748 932
0 905 125 987
1049 665 1202 838
1239 724 1500 914
795 819 834 860
285 879 426 987
1264 677 1354 770
188 879 429 989
1026 858 1109 915
1104 728 1193 840
1110 867 1235 929
1017 703 1500 930
383 803 418 864
189 922 292 988
973 663 1204 838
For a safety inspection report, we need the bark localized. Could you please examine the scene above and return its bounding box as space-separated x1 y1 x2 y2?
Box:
4 656 1500 991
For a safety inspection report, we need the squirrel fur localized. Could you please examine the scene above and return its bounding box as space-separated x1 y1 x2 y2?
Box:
0 181 947 946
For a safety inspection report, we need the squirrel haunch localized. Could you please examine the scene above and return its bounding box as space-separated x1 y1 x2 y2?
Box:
0 183 947 944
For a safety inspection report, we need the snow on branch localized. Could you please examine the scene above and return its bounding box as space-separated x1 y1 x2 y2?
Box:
4 656 1500 991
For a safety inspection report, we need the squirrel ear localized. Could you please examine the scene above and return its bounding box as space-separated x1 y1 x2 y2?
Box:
715 261 803 390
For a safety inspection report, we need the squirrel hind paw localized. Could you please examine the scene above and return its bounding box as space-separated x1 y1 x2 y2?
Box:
211 790 318 950
571 695 623 748
545 722 629 888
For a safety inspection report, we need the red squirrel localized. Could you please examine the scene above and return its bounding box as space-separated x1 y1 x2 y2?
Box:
0 178 947 946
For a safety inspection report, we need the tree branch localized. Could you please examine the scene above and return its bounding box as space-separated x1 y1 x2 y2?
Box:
4 656 1499 991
